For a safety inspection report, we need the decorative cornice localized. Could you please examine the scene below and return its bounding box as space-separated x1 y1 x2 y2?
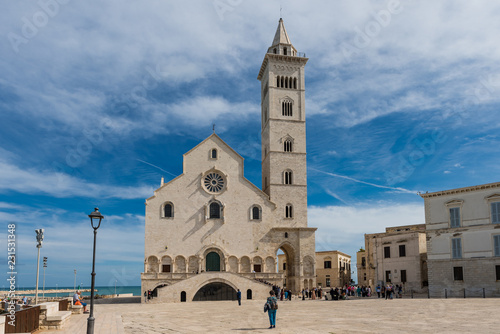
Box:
419 182 500 198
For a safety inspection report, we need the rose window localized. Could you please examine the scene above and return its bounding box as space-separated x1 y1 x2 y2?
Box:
204 172 225 193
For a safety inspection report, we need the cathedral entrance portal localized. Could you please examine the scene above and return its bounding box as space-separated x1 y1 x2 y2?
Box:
206 251 221 272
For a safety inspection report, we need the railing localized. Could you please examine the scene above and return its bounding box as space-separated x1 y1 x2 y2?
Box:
4 305 40 334
297 52 306 57
58 299 69 311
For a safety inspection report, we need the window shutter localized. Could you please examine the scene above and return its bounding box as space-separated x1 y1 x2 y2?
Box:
452 238 462 259
492 202 500 224
494 235 500 257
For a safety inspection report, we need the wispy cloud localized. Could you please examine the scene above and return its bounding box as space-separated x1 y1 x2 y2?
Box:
310 168 417 194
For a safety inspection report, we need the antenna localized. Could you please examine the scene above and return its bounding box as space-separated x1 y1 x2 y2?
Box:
212 123 216 133
280 4 282 19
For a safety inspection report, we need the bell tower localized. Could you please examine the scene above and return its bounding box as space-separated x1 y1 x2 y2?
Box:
258 19 308 227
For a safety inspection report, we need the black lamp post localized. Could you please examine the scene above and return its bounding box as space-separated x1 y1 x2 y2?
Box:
86 208 104 334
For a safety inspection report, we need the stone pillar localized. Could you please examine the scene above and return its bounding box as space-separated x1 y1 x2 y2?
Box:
237 259 241 273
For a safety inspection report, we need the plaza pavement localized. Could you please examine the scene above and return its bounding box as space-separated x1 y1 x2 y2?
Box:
41 297 500 334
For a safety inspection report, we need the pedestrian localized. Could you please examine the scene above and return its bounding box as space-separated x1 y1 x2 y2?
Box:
143 291 148 303
376 285 381 298
237 289 242 306
266 290 278 329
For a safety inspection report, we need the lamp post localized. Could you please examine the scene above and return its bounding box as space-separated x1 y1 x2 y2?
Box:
56 284 58 298
86 208 104 334
74 269 77 291
43 257 47 299
35 229 44 304
115 280 117 295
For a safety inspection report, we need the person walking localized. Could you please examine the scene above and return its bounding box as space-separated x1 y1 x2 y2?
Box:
266 290 278 329
144 290 148 303
376 285 381 298
237 289 242 306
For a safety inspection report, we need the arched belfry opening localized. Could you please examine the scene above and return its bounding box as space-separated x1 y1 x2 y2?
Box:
276 242 296 292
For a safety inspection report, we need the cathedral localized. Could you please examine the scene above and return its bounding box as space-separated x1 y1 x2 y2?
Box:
141 19 317 302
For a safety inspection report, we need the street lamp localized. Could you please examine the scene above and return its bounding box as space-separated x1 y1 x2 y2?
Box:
74 269 77 291
43 257 47 299
86 208 104 334
35 229 44 304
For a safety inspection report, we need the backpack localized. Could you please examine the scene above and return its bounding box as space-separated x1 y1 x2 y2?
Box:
268 297 278 310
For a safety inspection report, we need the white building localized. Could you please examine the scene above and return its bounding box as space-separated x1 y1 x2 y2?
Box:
141 19 317 302
420 182 500 297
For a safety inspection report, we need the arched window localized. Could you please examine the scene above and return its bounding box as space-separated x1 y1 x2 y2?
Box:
285 77 288 88
252 206 261 220
285 232 288 238
285 204 293 218
284 140 292 152
284 170 293 184
273 48 277 54
281 77 284 88
276 76 280 87
164 202 174 218
211 149 217 159
209 202 221 219
284 47 287 55
281 100 293 116
293 78 297 89
289 77 293 88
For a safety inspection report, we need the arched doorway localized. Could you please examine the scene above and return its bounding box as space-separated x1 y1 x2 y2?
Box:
193 282 236 301
247 289 252 300
276 243 296 292
180 291 186 302
206 251 221 272
152 284 168 298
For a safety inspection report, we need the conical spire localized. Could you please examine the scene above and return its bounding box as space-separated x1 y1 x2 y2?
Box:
266 18 297 57
272 18 292 46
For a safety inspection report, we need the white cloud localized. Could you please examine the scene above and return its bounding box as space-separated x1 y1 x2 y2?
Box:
0 159 153 199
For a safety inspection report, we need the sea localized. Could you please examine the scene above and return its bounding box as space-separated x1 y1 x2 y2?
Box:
0 286 141 298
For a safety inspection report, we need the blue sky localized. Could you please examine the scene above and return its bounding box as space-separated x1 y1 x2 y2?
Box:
1 0 499 288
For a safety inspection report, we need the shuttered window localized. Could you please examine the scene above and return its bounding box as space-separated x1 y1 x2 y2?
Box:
450 207 460 227
452 238 462 259
492 202 500 224
494 235 500 257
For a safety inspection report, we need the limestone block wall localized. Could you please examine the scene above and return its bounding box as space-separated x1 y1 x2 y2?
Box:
151 272 272 303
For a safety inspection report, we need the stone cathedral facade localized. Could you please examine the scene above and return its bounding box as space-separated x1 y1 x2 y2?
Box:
141 19 317 303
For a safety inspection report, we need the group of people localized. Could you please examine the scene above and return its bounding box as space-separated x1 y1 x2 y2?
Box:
375 284 403 299
300 287 323 300
143 289 154 302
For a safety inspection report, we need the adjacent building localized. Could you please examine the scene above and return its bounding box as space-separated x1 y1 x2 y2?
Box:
141 19 317 302
420 182 500 297
357 224 428 292
278 250 351 289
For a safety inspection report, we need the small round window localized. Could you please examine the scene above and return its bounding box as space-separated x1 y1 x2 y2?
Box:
204 172 225 193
